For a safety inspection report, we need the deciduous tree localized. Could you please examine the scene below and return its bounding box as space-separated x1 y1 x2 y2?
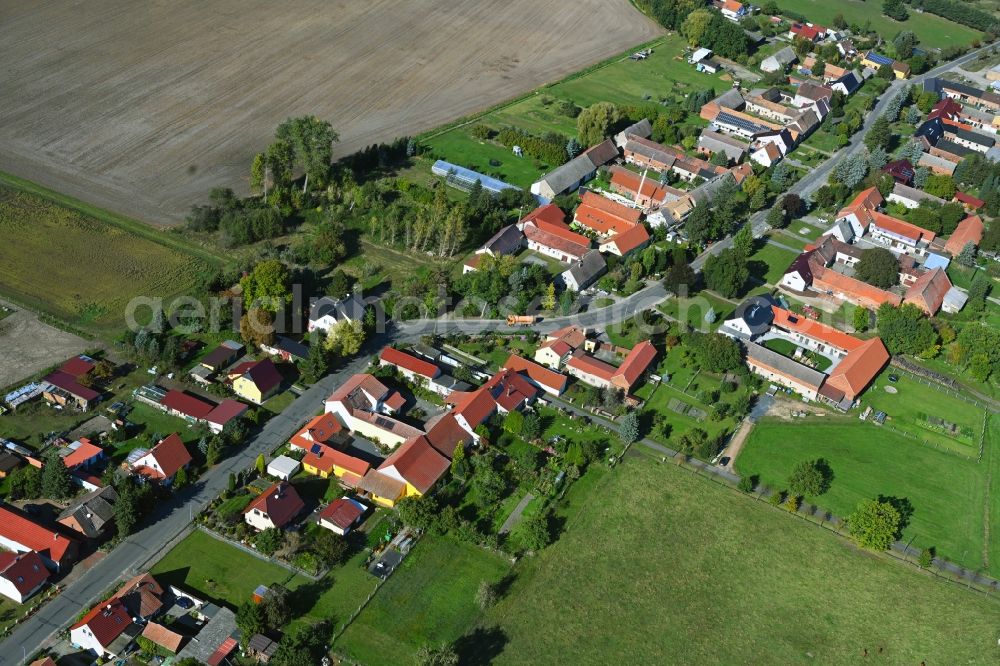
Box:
848 498 902 550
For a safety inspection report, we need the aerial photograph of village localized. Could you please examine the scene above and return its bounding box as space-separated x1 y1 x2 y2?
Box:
1 0 999 664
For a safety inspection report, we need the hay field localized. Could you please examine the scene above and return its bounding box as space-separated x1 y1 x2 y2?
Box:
0 0 661 226
0 186 204 334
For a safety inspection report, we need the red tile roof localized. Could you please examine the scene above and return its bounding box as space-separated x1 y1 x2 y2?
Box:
484 368 539 412
326 374 391 406
502 354 568 393
448 389 497 429
70 598 132 648
43 371 100 402
928 98 962 120
576 191 642 232
290 413 343 449
142 622 184 653
603 224 650 256
790 22 821 39
566 353 617 381
303 443 370 477
811 265 903 308
205 399 248 427
318 498 364 530
378 437 450 494
614 340 657 389
543 326 588 349
771 306 863 352
29 658 58 666
0 550 49 597
953 192 985 209
521 203 566 227
522 218 591 258
232 358 282 395
62 438 103 469
113 573 165 618
870 212 936 243
945 215 985 255
825 337 890 400
423 413 469 458
140 434 192 480
379 347 440 379
0 504 75 565
609 166 673 205
60 356 95 377
161 390 214 419
904 268 952 315
207 637 238 666
243 481 305 528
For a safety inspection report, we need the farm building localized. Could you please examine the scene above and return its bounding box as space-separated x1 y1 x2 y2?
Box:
530 140 618 200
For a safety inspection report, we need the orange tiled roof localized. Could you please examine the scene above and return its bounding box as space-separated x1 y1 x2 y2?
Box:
825 337 890 400
944 215 984 255
770 306 863 352
502 354 568 393
903 268 952 315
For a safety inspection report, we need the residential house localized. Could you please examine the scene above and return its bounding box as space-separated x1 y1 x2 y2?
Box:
198 341 243 372
868 213 936 256
129 433 192 484
836 39 858 60
564 340 657 394
792 82 833 108
789 22 824 42
751 142 783 167
903 268 953 315
945 126 995 154
317 498 367 536
259 337 309 363
379 346 441 387
0 551 49 603
42 356 100 411
155 389 246 434
502 354 568 396
888 183 947 209
534 326 588 369
308 294 367 334
608 165 681 209
622 135 682 172
944 215 984 256
706 106 783 138
243 481 305 531
113 573 166 621
598 224 650 258
830 71 863 96
573 191 643 237
463 224 525 273
745 90 796 123
720 0 748 21
69 598 140 659
760 46 797 73
613 118 652 147
325 374 416 447
931 139 976 161
290 412 346 451
519 208 592 262
861 51 907 79
697 130 750 163
59 437 105 476
57 486 118 539
881 159 915 185
0 503 78 571
530 139 619 200
560 249 607 291
302 443 370 484
228 358 282 404
914 118 945 148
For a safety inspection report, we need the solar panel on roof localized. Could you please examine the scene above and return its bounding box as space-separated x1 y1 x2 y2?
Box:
867 52 892 66
310 444 322 455
716 111 768 134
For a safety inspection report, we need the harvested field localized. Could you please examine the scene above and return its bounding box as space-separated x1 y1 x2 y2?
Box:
0 301 89 390
0 0 661 226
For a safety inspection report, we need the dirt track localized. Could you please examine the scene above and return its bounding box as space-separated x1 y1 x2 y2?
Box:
0 302 89 390
0 0 661 226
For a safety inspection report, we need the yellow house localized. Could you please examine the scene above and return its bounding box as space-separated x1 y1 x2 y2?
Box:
861 51 909 79
228 359 282 404
302 443 370 482
357 436 450 508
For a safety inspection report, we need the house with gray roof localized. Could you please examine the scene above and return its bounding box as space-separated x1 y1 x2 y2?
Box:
714 88 746 111
761 47 797 73
697 130 749 163
561 250 607 292
531 139 619 200
57 486 118 539
614 118 652 147
308 294 367 334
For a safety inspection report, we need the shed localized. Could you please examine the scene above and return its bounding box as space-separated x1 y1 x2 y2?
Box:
266 455 301 480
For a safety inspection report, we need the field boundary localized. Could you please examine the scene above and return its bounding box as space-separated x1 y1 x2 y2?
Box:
0 170 229 267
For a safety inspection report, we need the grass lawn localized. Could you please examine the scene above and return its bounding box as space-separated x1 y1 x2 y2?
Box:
858 370 986 454
484 456 1000 663
748 242 798 286
261 390 296 416
151 529 306 607
772 0 981 48
424 34 724 188
658 292 735 331
802 129 845 154
453 335 537 370
736 417 997 576
334 535 509 664
0 181 214 335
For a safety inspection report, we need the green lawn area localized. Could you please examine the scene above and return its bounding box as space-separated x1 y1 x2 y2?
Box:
772 0 981 48
452 335 537 370
484 456 1000 663
748 242 798 286
638 378 740 445
736 417 997 576
334 535 509 664
769 229 809 251
857 370 986 454
261 390 296 416
151 529 307 608
424 33 724 188
658 292 735 331
802 129 844 154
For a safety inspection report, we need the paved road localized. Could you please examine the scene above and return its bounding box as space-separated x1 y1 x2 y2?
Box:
0 351 376 666
6 43 996 666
